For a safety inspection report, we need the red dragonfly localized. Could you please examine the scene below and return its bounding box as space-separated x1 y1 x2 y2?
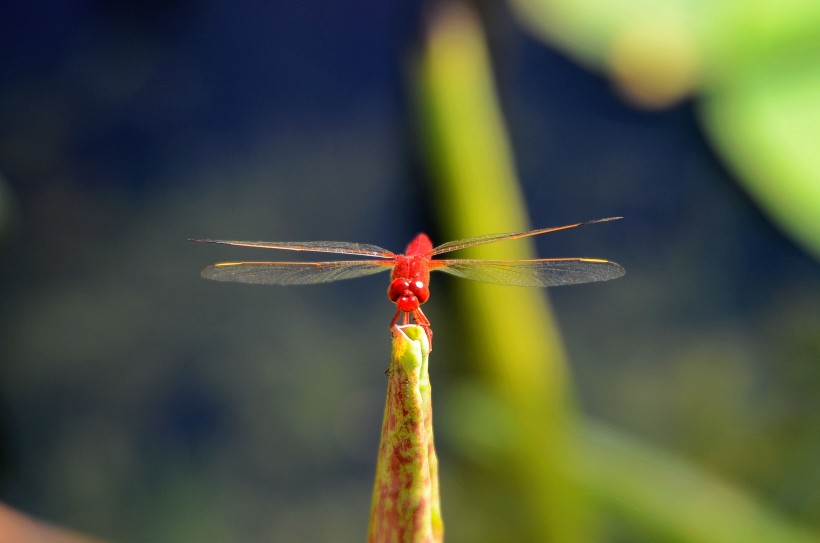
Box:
194 217 624 348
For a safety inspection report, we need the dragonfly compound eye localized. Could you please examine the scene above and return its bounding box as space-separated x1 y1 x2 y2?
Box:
387 279 411 302
409 280 430 304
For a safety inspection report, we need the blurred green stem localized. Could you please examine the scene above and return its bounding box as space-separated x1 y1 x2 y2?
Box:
416 3 593 541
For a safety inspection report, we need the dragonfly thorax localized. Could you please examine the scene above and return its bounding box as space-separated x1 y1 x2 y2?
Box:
391 253 430 281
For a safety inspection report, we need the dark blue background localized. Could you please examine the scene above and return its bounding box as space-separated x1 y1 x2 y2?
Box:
1 1 818 541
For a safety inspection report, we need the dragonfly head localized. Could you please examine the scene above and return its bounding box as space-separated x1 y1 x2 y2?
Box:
387 278 430 311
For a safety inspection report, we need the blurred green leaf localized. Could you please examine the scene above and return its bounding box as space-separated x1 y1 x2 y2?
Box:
511 0 820 257
700 38 820 260
578 421 820 543
510 0 705 107
703 0 820 82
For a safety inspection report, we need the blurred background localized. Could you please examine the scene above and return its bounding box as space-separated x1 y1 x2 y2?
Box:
1 0 818 542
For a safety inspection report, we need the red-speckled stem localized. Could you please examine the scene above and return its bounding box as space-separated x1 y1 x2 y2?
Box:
368 325 442 543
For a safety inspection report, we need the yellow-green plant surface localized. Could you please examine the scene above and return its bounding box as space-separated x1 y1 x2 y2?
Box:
369 325 442 543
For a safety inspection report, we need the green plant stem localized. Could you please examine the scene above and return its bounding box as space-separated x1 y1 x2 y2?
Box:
369 325 442 543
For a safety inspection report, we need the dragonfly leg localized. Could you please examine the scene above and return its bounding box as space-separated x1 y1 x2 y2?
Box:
389 308 433 351
389 309 406 342
412 308 434 351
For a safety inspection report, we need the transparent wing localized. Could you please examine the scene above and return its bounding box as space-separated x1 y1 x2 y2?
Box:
191 239 395 258
201 261 393 285
429 217 622 256
431 258 625 287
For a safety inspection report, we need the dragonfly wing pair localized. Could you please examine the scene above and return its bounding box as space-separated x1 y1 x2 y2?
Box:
201 258 623 287
195 217 625 288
